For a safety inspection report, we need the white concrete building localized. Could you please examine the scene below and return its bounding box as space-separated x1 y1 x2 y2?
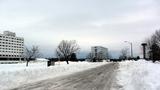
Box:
0 31 24 60
91 46 109 60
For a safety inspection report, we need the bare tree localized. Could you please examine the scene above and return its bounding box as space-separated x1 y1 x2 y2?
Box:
86 53 94 62
119 48 129 60
145 29 160 62
56 40 80 64
146 30 160 47
25 45 41 67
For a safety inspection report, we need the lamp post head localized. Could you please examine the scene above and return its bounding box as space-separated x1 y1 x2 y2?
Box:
141 43 147 46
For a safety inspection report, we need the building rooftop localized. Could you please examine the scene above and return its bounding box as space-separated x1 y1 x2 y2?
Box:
0 31 23 39
3 31 16 37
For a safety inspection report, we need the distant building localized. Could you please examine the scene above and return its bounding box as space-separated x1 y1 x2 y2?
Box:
91 46 109 61
0 31 24 60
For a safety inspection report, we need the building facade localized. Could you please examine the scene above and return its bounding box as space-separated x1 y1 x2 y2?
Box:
91 46 109 61
0 31 24 60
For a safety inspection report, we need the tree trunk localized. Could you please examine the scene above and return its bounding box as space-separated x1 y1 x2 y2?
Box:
65 57 69 64
26 60 29 67
66 60 69 64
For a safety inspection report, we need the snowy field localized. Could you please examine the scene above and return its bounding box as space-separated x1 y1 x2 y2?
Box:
117 60 160 90
0 61 107 90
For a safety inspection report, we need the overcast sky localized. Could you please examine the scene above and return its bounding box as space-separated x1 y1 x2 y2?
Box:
0 0 160 58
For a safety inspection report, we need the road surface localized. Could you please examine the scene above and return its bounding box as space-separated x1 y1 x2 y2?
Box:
11 63 120 90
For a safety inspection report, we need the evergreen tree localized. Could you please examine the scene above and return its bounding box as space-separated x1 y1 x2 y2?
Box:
150 43 160 62
70 53 78 61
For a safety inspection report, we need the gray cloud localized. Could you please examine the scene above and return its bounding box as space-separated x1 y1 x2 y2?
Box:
0 0 159 58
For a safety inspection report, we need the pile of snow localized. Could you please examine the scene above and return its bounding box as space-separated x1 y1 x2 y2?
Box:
117 60 160 90
0 61 107 90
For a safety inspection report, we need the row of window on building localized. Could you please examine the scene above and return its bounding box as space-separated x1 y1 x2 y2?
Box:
0 50 23 53
0 42 23 46
0 39 23 42
0 41 23 45
0 54 22 57
0 40 23 43
0 35 23 41
0 45 24 49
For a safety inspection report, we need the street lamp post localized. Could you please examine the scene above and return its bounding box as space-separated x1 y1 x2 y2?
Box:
125 41 133 59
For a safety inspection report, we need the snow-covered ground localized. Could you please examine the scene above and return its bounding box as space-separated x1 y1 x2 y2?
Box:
1 60 160 90
117 60 160 90
0 61 107 90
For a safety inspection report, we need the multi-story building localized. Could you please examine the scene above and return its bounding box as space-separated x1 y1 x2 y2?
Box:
91 46 109 61
0 31 24 60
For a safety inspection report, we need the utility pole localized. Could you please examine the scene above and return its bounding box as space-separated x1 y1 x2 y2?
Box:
125 41 133 58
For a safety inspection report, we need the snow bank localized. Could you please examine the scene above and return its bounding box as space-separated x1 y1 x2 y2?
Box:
0 61 107 90
117 60 160 90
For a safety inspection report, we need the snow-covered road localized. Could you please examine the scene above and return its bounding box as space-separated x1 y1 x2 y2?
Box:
11 63 119 90
0 61 108 90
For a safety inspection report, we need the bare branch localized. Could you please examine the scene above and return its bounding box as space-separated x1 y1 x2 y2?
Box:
56 40 80 64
